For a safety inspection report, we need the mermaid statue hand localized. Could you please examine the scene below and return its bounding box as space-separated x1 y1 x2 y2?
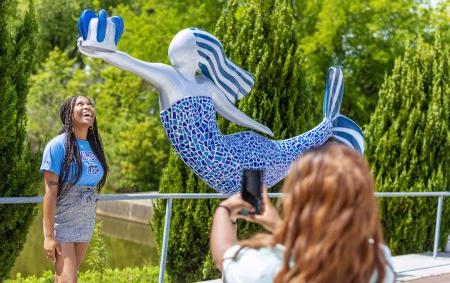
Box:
77 39 107 59
77 9 124 59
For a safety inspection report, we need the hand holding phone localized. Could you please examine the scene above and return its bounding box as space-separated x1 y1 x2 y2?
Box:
241 169 263 215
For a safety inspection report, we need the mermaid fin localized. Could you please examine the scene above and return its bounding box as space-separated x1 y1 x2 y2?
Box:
323 67 365 154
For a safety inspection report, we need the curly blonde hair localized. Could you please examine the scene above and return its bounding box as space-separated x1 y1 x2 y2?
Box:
239 143 389 283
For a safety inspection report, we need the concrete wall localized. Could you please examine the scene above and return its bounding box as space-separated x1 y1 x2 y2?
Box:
96 198 154 224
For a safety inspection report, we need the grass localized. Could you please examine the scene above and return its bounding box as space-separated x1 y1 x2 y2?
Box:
7 266 168 283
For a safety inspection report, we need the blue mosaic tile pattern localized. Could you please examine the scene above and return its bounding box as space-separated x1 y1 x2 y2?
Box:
160 96 333 195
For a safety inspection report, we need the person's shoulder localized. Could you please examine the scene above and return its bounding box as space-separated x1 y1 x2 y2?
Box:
41 133 67 175
379 244 393 263
374 244 395 283
224 244 284 262
47 133 66 147
44 133 66 151
222 245 283 283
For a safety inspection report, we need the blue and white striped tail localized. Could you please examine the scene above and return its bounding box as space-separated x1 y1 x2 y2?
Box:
323 67 365 154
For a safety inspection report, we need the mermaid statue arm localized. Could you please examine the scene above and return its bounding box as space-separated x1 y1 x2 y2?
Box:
210 87 274 137
77 41 174 90
77 9 176 90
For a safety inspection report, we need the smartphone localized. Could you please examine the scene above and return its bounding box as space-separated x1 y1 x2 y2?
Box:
241 169 263 215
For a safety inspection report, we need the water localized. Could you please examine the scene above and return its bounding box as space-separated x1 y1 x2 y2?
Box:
10 206 159 278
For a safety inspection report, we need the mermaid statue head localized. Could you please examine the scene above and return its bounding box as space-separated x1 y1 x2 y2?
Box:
168 28 255 104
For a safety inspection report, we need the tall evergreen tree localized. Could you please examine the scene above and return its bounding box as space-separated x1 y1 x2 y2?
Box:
0 1 40 280
216 0 319 137
152 0 319 281
365 36 449 254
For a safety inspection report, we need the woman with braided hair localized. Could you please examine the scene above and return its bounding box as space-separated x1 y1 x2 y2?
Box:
41 96 108 282
210 143 395 283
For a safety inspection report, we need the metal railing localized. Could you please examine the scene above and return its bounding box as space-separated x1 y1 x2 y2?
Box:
1 191 449 283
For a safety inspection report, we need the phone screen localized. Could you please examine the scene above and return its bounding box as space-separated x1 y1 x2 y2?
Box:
241 169 263 214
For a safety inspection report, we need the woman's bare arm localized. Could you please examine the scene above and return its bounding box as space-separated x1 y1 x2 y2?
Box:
210 194 254 271
42 171 61 262
210 207 238 271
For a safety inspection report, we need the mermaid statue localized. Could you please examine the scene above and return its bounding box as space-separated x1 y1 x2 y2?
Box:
77 10 365 195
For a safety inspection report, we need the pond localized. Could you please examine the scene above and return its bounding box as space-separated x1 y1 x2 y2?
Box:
10 206 159 278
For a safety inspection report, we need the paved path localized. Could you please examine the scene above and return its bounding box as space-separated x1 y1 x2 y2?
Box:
394 252 450 281
408 273 450 282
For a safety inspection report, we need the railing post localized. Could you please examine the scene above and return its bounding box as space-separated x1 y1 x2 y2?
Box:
159 198 173 283
433 195 444 258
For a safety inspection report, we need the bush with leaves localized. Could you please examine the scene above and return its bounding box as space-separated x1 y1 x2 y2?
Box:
6 266 165 283
365 35 449 254
0 2 40 280
86 221 108 280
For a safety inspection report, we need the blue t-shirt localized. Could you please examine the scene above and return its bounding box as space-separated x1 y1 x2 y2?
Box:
40 133 104 187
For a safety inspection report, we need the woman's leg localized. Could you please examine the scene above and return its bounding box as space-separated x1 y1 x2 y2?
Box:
55 243 78 283
74 242 90 268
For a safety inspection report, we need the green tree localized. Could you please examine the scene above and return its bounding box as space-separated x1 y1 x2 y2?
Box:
34 0 132 65
152 0 319 281
0 1 39 280
365 36 449 254
152 152 217 282
216 0 318 137
294 0 445 124
27 48 87 146
35 0 88 63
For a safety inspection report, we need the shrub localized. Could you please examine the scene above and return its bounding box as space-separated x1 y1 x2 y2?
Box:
365 35 450 254
6 266 165 283
0 2 39 281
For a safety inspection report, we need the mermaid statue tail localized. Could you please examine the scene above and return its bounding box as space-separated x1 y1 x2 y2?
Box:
160 67 364 194
278 67 364 169
323 67 365 154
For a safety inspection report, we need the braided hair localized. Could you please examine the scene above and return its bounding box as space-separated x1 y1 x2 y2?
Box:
57 96 108 197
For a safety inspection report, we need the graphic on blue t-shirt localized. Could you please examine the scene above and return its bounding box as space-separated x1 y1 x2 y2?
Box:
80 151 101 175
81 151 96 161
40 134 104 187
